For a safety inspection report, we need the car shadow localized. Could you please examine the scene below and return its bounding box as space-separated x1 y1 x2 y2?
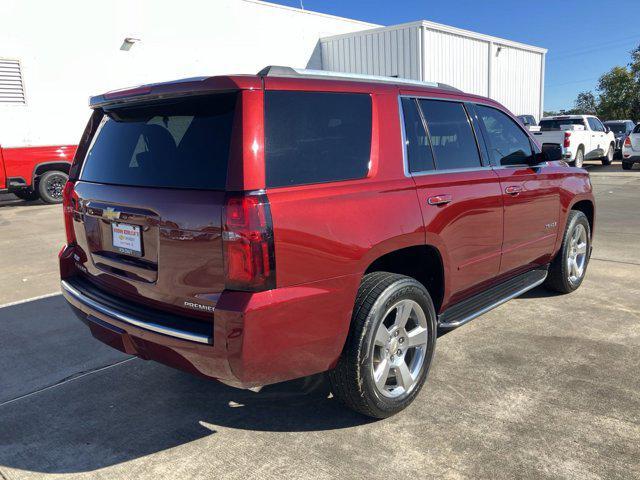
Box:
0 360 371 474
0 193 45 208
0 294 373 474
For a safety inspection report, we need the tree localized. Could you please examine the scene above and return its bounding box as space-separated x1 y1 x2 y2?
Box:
572 91 597 115
597 66 637 120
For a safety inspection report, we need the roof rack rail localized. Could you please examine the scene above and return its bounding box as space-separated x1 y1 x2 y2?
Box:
257 65 462 92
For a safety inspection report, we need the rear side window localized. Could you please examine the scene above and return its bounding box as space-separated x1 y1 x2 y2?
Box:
476 105 534 167
418 100 481 170
401 98 435 173
588 117 604 132
80 93 237 190
265 91 371 188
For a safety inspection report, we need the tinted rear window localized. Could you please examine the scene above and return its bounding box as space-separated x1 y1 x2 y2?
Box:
605 122 626 134
265 91 372 188
80 93 237 190
539 118 585 131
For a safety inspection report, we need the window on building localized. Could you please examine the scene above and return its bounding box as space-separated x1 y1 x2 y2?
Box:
401 98 435 173
476 105 534 167
0 59 26 104
418 100 481 170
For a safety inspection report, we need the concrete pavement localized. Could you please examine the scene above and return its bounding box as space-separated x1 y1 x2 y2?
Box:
0 163 639 479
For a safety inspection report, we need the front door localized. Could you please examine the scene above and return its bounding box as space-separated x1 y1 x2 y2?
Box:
474 104 560 276
400 97 504 308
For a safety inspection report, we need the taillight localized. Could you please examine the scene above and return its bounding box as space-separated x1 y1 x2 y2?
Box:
564 132 571 148
62 181 77 244
222 192 275 292
624 136 632 147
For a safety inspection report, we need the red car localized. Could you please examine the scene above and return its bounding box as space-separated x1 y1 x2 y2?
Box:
0 144 77 203
59 67 595 418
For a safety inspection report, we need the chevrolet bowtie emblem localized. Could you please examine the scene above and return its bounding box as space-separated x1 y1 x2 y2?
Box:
103 207 120 221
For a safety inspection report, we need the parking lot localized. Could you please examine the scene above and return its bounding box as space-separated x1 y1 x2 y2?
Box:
1 162 639 480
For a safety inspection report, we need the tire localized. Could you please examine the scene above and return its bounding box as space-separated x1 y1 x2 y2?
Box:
545 210 591 294
329 272 437 418
622 162 632 170
602 144 614 166
13 189 40 201
37 170 68 204
572 147 584 168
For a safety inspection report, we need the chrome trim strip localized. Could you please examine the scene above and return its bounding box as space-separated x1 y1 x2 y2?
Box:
438 272 548 329
61 280 212 344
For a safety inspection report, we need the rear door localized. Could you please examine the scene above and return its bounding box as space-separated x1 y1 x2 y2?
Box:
402 96 503 306
587 117 605 158
70 93 238 317
474 104 560 276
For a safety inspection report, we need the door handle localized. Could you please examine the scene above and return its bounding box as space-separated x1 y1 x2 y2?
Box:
505 185 522 196
427 194 452 206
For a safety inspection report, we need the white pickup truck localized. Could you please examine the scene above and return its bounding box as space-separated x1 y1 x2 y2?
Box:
532 115 616 167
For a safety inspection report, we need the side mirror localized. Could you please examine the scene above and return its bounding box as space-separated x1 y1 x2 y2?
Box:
541 143 564 162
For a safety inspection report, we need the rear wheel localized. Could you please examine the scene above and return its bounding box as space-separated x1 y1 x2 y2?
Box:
13 189 40 201
572 148 584 168
602 144 614 165
622 162 632 170
329 272 437 418
37 170 68 204
545 210 591 293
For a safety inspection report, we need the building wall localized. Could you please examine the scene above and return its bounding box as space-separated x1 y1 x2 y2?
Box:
321 25 422 80
321 22 546 120
0 0 377 147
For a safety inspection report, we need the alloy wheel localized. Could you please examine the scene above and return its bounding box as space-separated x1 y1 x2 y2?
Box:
371 299 429 398
575 150 584 168
567 223 588 284
45 174 66 200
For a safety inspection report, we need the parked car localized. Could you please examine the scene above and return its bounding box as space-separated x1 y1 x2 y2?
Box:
533 115 616 167
622 123 640 170
517 114 540 132
0 145 77 203
59 67 595 418
604 119 636 158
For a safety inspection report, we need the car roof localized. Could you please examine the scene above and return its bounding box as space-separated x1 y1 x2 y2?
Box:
89 65 505 112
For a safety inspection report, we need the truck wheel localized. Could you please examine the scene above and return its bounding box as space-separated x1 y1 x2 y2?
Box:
602 144 614 166
329 272 437 418
14 189 40 201
622 162 632 170
37 170 68 204
572 148 584 168
545 210 591 294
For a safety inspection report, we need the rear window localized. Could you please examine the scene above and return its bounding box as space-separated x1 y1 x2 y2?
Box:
80 93 237 190
605 122 626 134
265 91 372 188
539 118 585 131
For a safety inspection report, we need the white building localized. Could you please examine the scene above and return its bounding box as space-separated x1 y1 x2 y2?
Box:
0 0 546 147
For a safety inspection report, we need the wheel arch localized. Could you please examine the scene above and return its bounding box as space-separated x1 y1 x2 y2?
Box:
32 161 71 185
570 199 594 237
363 244 445 313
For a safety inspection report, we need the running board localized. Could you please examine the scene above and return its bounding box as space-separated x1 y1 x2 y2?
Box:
438 268 548 329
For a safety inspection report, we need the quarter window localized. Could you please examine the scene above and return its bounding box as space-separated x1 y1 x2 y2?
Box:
265 91 372 188
476 105 534 167
401 98 435 173
418 100 481 170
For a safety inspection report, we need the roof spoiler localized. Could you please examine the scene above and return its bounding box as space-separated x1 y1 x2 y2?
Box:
257 65 462 92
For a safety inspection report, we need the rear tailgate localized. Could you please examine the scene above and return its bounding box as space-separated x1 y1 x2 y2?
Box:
69 92 238 318
531 130 564 147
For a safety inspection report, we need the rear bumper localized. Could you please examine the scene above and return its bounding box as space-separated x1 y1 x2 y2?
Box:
59 247 359 388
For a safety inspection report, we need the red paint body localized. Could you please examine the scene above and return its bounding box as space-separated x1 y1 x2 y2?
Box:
0 144 77 190
59 73 595 388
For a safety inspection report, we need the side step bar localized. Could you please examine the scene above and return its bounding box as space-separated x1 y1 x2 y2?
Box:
438 268 548 329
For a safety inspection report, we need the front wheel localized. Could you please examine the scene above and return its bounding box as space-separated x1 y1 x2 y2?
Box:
37 170 68 204
602 144 614 166
329 272 437 418
545 210 591 294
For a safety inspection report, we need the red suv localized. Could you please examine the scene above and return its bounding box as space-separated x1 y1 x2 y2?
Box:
59 67 595 418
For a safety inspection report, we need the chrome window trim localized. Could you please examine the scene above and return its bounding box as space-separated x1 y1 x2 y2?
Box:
398 94 488 177
61 280 212 344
